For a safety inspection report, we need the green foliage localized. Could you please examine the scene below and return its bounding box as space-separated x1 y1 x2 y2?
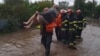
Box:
84 1 93 16
74 0 85 11
0 0 52 33
74 0 100 18
95 5 100 18
84 1 97 17
74 0 86 16
0 19 20 33
4 0 24 6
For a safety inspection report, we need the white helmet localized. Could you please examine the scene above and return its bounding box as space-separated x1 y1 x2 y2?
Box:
60 9 67 13
76 9 81 13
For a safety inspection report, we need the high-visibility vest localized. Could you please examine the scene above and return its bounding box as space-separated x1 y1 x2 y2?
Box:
55 13 62 27
46 22 56 32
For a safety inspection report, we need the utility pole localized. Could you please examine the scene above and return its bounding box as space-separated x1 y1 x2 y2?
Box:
92 0 95 24
92 0 95 18
78 0 80 9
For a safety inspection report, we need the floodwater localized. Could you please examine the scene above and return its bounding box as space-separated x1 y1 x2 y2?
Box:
0 25 100 56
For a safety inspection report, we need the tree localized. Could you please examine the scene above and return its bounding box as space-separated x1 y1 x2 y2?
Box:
95 5 100 19
74 0 85 12
59 1 69 9
84 0 97 17
0 0 53 33
84 1 93 16
4 0 25 6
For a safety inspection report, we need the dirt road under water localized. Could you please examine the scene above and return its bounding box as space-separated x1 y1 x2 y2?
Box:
0 25 100 56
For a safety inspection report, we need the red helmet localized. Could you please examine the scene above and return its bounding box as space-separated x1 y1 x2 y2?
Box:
67 9 73 13
76 9 81 13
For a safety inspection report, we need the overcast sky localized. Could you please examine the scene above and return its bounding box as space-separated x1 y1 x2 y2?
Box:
0 0 100 6
31 0 100 6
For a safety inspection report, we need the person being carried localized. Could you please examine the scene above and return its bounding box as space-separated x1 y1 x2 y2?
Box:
23 7 49 28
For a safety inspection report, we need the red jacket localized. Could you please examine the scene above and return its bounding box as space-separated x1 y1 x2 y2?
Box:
46 13 62 32
55 13 62 27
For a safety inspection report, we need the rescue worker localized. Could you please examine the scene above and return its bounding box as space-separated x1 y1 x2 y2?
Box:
55 11 62 41
41 22 55 56
75 9 84 41
40 5 59 56
40 7 49 43
60 9 69 44
67 9 78 49
23 4 59 56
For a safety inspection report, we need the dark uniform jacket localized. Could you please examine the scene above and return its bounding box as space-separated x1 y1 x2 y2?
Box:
76 14 84 29
68 13 78 31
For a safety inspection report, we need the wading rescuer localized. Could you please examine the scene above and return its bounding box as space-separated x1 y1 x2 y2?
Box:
55 10 62 41
67 9 78 49
75 9 84 41
60 9 69 44
37 5 59 56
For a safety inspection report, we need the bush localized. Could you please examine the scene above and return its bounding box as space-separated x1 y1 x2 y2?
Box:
0 19 21 33
0 1 53 33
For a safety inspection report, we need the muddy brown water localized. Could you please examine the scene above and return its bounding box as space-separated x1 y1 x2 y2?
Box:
0 25 100 56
